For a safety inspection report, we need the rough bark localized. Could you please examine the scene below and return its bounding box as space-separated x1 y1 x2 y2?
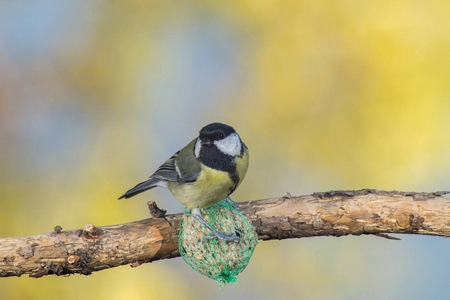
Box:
1 189 449 278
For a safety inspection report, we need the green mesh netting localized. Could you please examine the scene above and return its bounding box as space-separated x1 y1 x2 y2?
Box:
178 201 258 286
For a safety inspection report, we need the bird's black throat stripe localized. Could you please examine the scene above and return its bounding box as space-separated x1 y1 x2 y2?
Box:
198 144 241 194
199 145 235 172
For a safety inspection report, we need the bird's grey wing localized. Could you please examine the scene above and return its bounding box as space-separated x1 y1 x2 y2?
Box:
150 153 179 182
118 153 179 200
175 151 201 183
118 139 200 200
151 138 201 183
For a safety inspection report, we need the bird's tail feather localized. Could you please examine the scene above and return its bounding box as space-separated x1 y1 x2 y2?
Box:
118 178 161 199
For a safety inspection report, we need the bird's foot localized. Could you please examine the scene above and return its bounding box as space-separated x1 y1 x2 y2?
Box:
202 230 241 244
191 207 241 244
224 196 240 211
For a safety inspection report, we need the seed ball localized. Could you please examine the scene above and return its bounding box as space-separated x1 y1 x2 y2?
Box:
178 201 258 285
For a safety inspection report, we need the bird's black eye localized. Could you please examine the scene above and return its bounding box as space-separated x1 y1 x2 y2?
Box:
219 133 225 139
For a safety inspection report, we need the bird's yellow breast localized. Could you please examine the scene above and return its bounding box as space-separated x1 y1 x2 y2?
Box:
168 165 234 209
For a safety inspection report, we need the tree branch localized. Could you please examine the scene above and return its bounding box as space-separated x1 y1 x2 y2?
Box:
1 189 449 278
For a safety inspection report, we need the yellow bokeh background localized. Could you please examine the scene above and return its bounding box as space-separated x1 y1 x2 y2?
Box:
1 1 450 299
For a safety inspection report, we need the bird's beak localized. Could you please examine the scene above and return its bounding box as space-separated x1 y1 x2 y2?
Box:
201 138 213 146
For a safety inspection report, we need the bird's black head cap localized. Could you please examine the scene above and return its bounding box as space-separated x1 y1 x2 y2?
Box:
199 123 236 142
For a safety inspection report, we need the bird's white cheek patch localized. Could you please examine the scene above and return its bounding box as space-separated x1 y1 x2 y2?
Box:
214 133 241 156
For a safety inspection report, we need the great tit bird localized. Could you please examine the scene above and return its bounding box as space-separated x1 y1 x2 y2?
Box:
119 122 249 241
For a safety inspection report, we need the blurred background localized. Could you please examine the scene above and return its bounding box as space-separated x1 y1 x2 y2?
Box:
1 1 450 299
